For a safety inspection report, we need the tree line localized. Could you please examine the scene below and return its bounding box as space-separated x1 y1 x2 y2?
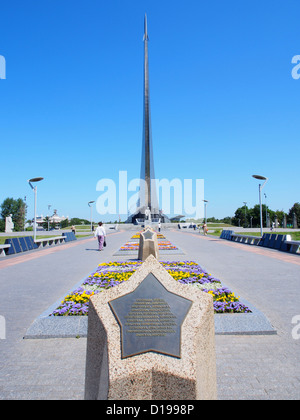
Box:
1 196 299 231
0 197 27 231
0 197 91 232
188 202 300 228
226 202 300 228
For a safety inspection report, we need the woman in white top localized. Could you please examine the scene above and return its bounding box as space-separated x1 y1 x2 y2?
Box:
94 222 106 251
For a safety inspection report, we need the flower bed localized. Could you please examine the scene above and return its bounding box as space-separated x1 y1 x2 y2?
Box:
120 242 140 250
119 240 178 251
131 232 166 239
51 261 251 316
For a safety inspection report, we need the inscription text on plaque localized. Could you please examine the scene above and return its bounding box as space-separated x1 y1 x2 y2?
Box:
109 273 192 358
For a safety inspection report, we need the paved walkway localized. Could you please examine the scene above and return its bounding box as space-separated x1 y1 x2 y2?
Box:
0 229 299 399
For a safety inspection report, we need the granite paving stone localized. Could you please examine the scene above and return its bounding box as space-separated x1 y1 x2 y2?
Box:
0 228 299 399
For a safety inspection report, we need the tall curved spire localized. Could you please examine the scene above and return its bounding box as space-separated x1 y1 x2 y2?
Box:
143 13 149 41
139 14 159 216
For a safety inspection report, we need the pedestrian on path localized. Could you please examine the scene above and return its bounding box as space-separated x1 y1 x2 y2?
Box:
202 222 208 236
94 222 106 251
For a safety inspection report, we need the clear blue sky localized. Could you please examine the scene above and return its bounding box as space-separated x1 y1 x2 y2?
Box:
0 0 299 222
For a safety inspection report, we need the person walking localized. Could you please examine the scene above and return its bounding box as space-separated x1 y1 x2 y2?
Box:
202 222 208 236
94 222 106 251
71 225 76 235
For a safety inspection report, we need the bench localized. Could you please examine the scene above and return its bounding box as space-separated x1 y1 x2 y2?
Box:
62 232 77 242
227 232 299 255
4 237 28 255
231 234 261 245
0 244 11 257
108 225 118 230
2 235 67 256
262 234 300 254
34 236 66 248
220 230 234 240
283 239 300 254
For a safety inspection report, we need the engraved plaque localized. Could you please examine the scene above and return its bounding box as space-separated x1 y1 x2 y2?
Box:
109 273 192 359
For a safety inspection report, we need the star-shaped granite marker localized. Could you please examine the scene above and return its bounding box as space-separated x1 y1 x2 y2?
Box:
109 273 192 359
142 229 155 240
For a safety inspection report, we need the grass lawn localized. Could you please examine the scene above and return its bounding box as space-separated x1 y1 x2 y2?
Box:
207 223 233 227
62 225 92 232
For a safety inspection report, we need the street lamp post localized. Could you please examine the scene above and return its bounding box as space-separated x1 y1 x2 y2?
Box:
243 201 247 228
264 193 269 228
28 177 44 242
88 201 95 233
203 200 208 222
47 204 52 231
22 196 27 232
252 175 268 237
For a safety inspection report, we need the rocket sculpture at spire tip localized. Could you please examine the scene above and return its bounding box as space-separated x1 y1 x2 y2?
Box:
143 13 149 41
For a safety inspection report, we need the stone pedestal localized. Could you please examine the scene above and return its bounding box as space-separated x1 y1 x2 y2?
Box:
293 213 298 229
138 228 159 261
84 255 217 400
283 215 287 228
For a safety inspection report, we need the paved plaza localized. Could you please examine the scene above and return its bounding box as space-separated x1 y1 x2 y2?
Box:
0 229 299 400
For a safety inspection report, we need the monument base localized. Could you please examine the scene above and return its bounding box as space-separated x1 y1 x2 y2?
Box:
126 210 170 224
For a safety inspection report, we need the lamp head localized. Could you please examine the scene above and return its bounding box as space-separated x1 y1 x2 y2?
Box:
28 177 44 183
252 174 268 190
252 175 267 181
28 177 44 190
